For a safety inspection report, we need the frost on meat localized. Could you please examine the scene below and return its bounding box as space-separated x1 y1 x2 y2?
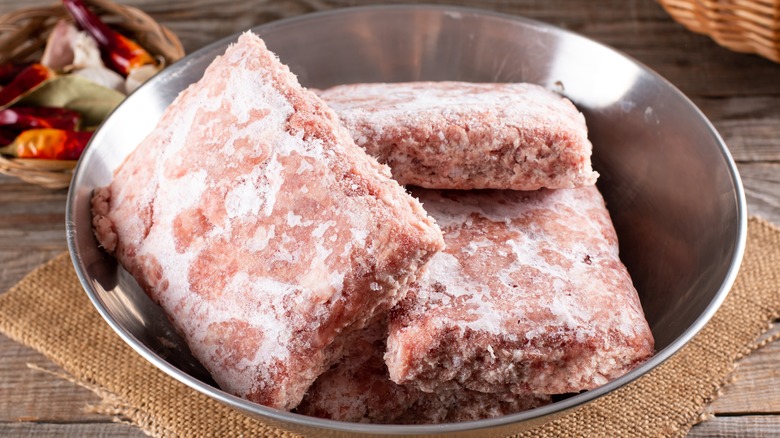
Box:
296 318 550 424
319 81 599 190
90 32 444 410
386 186 654 395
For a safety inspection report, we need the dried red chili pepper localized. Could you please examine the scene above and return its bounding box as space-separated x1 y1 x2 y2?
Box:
62 0 156 77
0 128 92 160
0 64 54 107
0 107 81 131
0 62 33 85
0 128 16 147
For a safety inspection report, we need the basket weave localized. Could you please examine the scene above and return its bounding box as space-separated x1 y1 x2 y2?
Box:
0 0 185 189
658 0 780 63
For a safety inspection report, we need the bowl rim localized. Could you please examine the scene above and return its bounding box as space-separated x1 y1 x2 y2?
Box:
66 3 748 435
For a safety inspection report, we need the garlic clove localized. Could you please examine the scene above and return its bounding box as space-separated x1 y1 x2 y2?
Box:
72 66 126 94
41 20 78 71
70 31 104 70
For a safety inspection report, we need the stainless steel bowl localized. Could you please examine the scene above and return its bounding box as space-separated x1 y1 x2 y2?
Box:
66 5 747 437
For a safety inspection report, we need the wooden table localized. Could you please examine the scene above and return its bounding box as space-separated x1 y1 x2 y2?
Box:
1 0 779 436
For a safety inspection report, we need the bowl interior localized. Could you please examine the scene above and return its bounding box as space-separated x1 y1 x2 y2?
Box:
67 5 745 436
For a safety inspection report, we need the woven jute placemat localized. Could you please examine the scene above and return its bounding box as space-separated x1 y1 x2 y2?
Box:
0 217 778 437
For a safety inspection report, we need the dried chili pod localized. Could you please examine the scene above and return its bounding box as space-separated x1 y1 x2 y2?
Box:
0 107 82 131
0 128 92 160
0 64 54 107
0 128 16 146
0 62 33 85
62 0 156 77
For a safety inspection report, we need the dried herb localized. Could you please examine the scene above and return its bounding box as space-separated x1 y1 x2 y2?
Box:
15 75 124 129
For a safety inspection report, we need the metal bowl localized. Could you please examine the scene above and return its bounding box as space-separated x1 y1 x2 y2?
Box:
66 5 747 437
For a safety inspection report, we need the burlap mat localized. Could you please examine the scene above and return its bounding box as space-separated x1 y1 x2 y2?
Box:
0 217 778 437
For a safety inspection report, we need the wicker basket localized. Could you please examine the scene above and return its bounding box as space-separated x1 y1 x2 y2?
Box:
658 0 780 63
0 0 185 189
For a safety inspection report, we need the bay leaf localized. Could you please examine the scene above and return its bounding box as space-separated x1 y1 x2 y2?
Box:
15 75 125 129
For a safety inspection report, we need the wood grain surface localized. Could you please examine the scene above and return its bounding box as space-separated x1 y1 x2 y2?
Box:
1 0 780 436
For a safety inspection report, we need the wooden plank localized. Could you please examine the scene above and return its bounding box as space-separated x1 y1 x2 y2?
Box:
706 324 780 414
688 415 780 437
1 415 779 438
0 181 67 226
0 174 66 293
696 97 780 162
0 1 776 437
0 422 146 438
0 176 67 237
0 251 64 301
698 321 780 438
739 163 780 226
0 335 108 423
1 0 779 100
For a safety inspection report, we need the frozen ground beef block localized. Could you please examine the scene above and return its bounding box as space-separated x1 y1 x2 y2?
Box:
90 32 444 410
296 319 550 424
319 81 598 190
386 186 654 395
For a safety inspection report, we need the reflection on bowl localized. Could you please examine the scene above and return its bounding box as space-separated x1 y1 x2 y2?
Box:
66 5 746 436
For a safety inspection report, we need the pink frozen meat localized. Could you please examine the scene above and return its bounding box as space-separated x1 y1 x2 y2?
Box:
296 318 549 424
319 81 598 190
91 32 443 410
386 186 654 395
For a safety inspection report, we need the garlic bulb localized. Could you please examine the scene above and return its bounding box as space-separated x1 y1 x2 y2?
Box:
70 31 104 70
72 66 126 94
40 19 106 73
40 20 78 70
